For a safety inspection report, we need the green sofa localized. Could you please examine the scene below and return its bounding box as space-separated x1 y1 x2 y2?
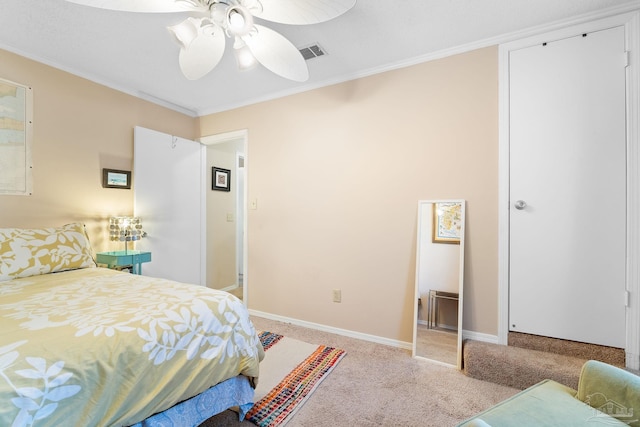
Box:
458 360 640 427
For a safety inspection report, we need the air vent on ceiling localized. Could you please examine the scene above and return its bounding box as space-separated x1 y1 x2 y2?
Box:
299 44 326 61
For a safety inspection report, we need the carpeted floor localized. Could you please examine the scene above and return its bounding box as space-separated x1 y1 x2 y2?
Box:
508 331 626 366
463 336 639 391
200 316 518 427
463 339 587 390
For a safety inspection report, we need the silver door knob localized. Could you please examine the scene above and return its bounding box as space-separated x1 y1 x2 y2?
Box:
514 200 527 210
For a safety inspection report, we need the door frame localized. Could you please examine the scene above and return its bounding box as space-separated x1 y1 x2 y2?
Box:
235 151 245 290
497 12 640 369
200 129 249 306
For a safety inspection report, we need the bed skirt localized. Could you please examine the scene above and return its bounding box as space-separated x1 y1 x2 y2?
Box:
132 375 254 427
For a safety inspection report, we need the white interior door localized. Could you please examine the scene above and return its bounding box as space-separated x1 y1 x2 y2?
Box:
134 126 204 285
509 27 627 348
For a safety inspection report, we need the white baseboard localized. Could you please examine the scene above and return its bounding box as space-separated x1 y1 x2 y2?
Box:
417 319 457 331
462 330 500 344
249 310 413 351
249 310 500 350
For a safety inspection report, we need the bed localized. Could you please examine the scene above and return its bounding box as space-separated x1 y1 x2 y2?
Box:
0 223 264 426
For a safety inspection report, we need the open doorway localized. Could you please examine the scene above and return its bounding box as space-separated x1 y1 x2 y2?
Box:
200 130 248 304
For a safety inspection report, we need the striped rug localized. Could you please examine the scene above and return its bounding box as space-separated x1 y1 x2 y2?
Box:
246 331 346 427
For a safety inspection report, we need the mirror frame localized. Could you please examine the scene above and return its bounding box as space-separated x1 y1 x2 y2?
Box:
412 199 465 369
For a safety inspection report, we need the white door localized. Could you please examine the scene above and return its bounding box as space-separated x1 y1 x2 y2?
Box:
134 126 204 285
509 27 627 348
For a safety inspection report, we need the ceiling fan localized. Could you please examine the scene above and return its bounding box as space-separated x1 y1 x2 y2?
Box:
65 0 357 82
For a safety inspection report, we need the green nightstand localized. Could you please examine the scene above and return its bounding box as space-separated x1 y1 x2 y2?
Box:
96 251 151 275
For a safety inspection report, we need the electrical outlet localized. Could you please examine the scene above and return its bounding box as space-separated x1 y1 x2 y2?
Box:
332 289 341 303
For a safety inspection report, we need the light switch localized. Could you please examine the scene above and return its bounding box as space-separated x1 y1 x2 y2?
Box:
226 213 234 222
250 199 258 210
332 289 341 303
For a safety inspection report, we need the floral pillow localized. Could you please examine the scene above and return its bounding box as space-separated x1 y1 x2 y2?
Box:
0 223 96 282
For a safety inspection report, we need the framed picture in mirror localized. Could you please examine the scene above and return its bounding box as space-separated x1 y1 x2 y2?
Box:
432 202 462 244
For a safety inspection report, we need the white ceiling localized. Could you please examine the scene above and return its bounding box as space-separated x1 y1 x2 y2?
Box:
1 0 638 116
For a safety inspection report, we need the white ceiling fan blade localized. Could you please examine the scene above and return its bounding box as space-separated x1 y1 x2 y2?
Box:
178 29 226 80
244 25 309 82
65 0 206 13
252 0 356 25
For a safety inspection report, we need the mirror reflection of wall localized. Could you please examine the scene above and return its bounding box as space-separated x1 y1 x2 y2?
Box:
413 200 465 368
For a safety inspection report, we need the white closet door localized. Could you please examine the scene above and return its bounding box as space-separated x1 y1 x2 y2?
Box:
134 126 204 285
509 27 627 347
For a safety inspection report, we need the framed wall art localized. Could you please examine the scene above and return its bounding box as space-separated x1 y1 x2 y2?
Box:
0 77 33 196
102 168 131 189
212 167 230 192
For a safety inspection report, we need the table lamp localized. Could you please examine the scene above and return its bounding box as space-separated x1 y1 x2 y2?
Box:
109 216 146 253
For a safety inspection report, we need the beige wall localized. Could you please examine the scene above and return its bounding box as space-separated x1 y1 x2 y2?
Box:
206 143 240 289
0 46 498 343
0 49 197 250
199 47 499 342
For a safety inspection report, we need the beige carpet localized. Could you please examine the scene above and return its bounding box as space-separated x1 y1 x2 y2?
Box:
463 339 587 390
200 316 518 427
464 336 638 392
508 331 626 367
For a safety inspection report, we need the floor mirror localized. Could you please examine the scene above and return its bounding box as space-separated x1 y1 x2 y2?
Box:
412 200 465 368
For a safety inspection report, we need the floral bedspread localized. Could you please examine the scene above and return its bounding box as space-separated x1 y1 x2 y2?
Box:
0 267 263 427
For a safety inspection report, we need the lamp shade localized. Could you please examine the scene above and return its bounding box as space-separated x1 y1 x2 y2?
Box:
109 216 146 242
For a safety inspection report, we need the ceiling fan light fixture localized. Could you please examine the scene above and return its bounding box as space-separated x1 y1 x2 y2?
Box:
167 17 200 49
233 37 258 71
226 5 254 37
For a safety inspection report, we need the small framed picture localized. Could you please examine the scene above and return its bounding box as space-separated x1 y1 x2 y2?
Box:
102 168 131 189
212 167 231 192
